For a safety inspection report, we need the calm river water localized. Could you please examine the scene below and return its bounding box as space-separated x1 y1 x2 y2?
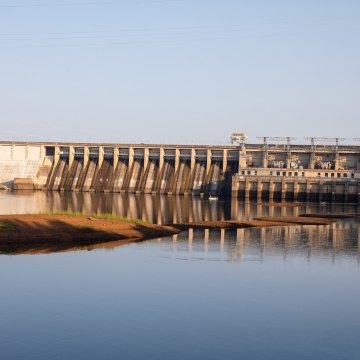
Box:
1 191 360 360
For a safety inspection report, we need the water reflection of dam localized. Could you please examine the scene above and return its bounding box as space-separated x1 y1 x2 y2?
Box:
169 224 360 262
1 191 359 260
1 191 359 224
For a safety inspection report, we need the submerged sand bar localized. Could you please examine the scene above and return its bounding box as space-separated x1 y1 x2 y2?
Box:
172 216 336 230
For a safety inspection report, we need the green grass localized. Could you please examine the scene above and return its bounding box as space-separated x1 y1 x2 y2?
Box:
38 211 148 224
0 222 17 232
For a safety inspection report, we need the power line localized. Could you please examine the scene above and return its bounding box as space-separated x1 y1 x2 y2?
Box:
0 17 355 37
0 34 244 49
0 0 185 8
0 26 296 41
0 21 355 48
0 23 295 37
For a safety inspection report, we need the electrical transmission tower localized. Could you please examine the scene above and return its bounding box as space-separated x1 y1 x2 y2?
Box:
304 137 346 147
256 136 297 146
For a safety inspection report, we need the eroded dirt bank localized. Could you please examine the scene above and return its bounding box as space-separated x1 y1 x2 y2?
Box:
0 214 180 254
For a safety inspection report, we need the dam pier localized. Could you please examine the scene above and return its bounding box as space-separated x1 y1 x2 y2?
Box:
1 139 360 203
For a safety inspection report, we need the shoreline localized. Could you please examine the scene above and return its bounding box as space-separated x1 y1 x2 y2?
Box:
0 214 180 254
0 212 347 255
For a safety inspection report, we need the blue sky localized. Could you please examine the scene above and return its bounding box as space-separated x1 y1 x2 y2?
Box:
0 0 359 145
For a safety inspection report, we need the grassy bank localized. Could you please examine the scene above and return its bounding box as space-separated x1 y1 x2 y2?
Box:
39 211 148 224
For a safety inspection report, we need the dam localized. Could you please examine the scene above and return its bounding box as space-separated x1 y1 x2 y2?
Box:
0 138 360 203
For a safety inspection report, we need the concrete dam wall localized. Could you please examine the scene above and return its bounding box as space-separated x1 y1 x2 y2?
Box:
1 141 360 202
0 144 43 188
37 146 231 197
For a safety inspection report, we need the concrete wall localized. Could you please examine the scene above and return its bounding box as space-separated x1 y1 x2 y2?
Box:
0 144 43 187
0 145 12 160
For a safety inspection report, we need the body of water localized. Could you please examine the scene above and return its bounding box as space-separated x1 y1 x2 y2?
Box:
0 191 359 359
